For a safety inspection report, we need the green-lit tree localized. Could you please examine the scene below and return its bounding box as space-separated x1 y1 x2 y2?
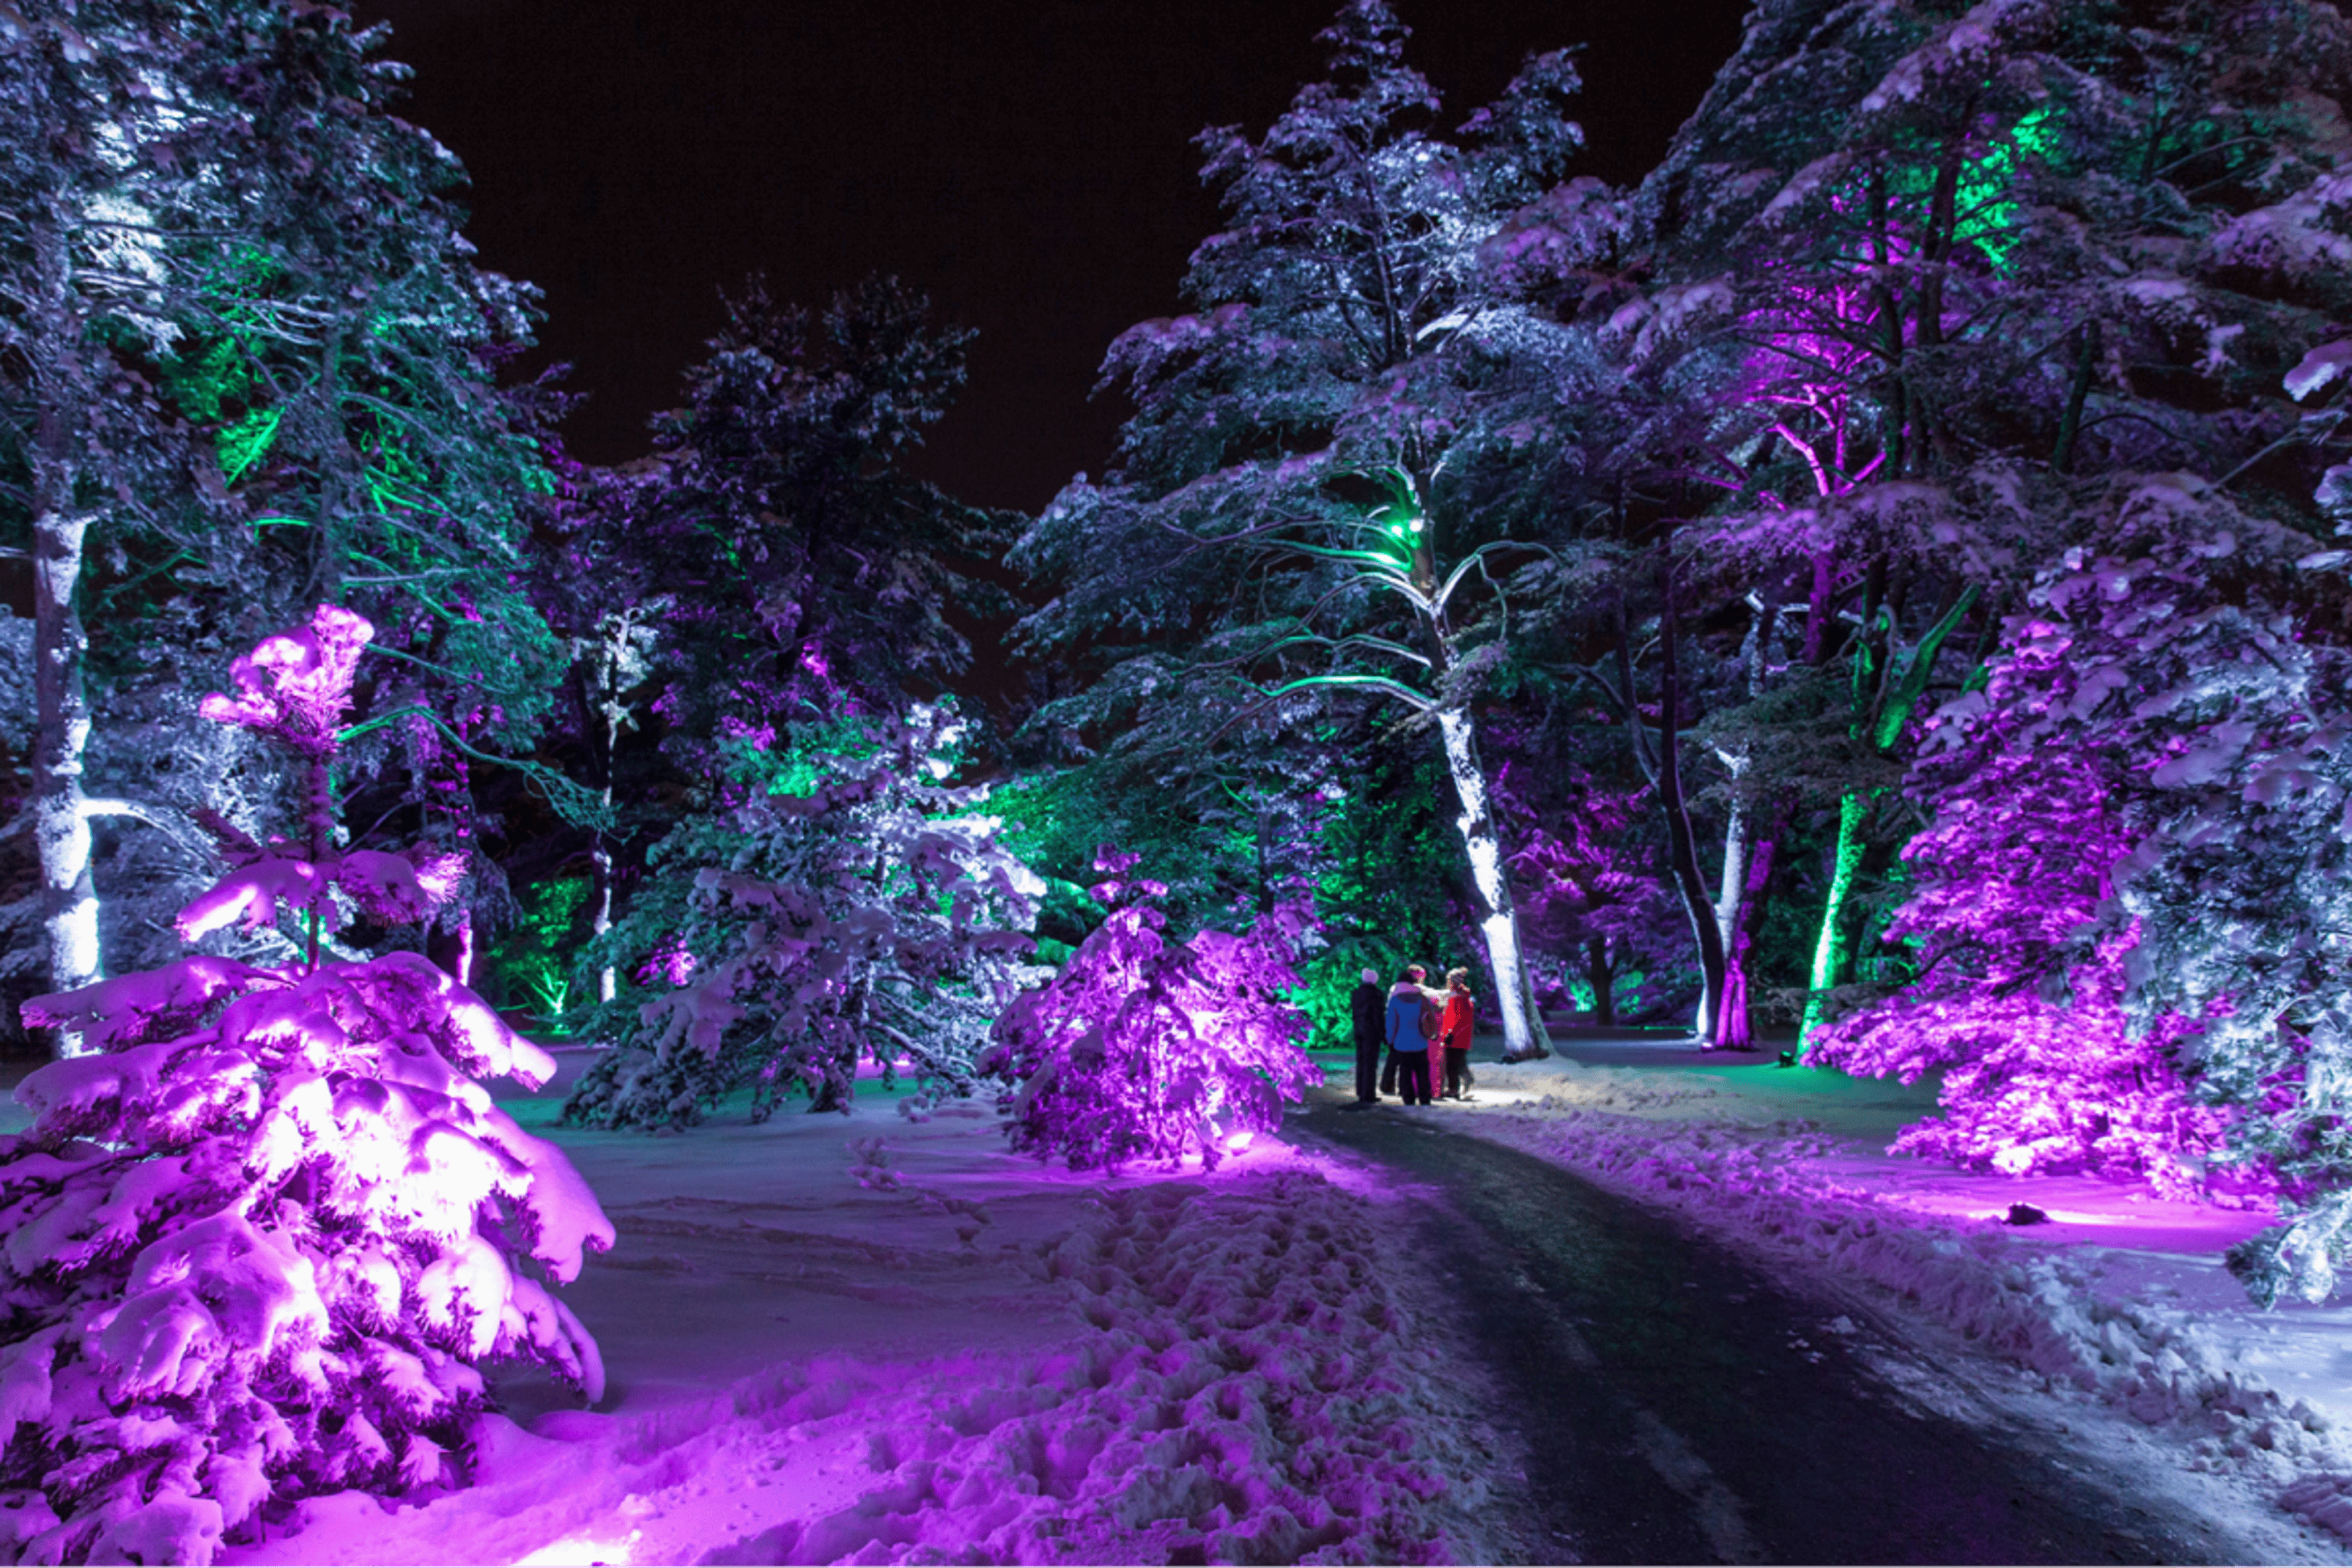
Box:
1015 1 1591 1060
0 1 574 1029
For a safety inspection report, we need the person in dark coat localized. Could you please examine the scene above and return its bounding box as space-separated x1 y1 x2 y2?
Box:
1349 967 1387 1103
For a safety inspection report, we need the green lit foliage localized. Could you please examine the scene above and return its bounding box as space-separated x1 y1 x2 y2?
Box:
148 17 570 754
484 876 591 1032
993 737 1332 947
563 710 1042 1130
759 714 880 800
1946 102 2060 275
1297 740 1467 1049
215 407 282 486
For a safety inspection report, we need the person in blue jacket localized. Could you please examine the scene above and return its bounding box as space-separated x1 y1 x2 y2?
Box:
1383 965 1441 1105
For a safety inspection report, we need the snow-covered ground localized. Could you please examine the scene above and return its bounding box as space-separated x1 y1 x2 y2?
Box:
197 1054 1532 1567
18 1024 2352 1562
1411 1034 2352 1562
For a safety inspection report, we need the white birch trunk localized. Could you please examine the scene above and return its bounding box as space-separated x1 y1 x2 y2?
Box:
594 711 621 1004
1713 797 1747 955
593 847 617 1005
29 198 102 1032
33 507 100 1012
1707 746 1751 1040
1436 706 1551 1061
593 775 617 1006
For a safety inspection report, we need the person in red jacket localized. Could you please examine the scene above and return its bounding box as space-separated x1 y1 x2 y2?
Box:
1438 968 1477 1101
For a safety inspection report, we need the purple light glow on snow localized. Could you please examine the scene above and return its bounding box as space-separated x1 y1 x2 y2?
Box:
0 607 616 1564
985 849 1318 1172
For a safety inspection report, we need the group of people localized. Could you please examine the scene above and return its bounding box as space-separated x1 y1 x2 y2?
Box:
1347 964 1476 1106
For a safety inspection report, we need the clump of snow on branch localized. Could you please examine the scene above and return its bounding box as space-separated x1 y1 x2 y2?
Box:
982 848 1319 1172
563 706 1044 1129
0 605 613 1566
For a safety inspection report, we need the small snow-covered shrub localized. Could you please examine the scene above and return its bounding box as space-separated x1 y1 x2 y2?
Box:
0 607 613 1565
982 849 1318 1171
563 708 1044 1127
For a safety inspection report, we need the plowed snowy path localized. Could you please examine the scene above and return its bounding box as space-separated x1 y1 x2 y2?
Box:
1300 1097 2246 1564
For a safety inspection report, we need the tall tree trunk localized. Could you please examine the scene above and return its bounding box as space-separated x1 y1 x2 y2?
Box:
592 838 617 1005
1704 597 1778 1050
28 210 102 1034
1585 937 1616 1028
1401 520 1550 1061
1710 790 1752 1048
1799 586 1977 1051
1718 814 1787 1053
1801 791 1870 1045
2052 321 2099 475
1654 568 1730 1044
593 705 622 1005
1434 705 1551 1061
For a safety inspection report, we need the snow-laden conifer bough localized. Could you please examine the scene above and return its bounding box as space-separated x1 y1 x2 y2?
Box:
0 607 614 1567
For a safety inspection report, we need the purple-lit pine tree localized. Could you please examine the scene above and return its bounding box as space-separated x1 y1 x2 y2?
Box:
983 849 1318 1172
0 607 612 1564
1813 477 2352 1268
1805 547 2238 1192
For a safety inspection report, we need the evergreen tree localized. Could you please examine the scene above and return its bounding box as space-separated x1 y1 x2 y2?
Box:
561 709 1043 1128
624 273 1010 759
0 606 610 1564
1804 507 2263 1192
0 0 573 1024
1015 0 1589 1060
982 849 1317 1172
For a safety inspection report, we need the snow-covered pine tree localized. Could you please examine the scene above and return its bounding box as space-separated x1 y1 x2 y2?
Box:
1814 475 2352 1240
561 708 1044 1129
2100 544 2352 1305
1012 0 1591 1063
0 605 613 1565
1805 528 2239 1191
982 849 1318 1172
1 0 574 1024
623 274 1010 755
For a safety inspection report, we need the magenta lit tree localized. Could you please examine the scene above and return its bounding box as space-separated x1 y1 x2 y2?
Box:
1488 740 1690 1027
1806 725 2230 1195
0 607 613 1566
983 850 1318 1172
1810 489 2332 1212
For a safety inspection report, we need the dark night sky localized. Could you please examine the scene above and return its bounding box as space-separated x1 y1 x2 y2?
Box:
348 1 1753 513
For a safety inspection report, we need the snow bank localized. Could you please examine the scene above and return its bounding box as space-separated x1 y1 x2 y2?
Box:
222 1065 1514 1566
1445 1050 2352 1550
